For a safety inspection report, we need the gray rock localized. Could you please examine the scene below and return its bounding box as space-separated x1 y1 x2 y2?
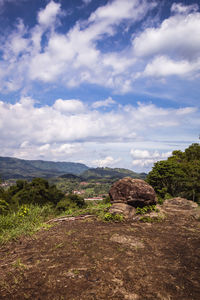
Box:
109 177 156 207
109 203 136 219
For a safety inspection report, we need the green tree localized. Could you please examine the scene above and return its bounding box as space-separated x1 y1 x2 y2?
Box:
147 143 200 203
5 178 65 208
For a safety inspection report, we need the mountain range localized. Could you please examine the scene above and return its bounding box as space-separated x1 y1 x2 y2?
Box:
0 156 88 179
0 156 146 180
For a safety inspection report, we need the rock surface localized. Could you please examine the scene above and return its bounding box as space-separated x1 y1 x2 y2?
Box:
163 197 198 210
108 203 136 219
109 177 156 207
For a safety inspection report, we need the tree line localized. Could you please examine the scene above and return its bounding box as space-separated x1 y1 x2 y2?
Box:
147 143 200 203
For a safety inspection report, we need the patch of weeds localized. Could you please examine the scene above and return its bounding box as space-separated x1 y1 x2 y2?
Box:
72 269 80 275
140 216 163 223
0 204 56 245
12 258 27 270
136 205 159 215
100 212 124 222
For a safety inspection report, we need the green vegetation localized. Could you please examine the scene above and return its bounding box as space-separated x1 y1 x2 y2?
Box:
3 178 65 209
56 194 85 211
0 204 54 244
0 156 88 179
147 143 200 203
1 142 199 245
81 167 146 181
136 205 159 215
102 212 124 222
0 177 113 244
139 216 163 223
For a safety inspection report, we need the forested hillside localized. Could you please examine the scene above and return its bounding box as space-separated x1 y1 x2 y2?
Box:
0 157 89 179
81 167 146 181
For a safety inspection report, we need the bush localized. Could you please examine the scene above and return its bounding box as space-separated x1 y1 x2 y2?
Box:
4 178 65 209
102 195 111 204
66 194 85 208
56 198 77 212
102 212 124 222
136 205 159 215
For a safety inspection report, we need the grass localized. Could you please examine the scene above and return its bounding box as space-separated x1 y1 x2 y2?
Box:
0 204 56 245
0 201 122 245
136 205 159 215
139 215 164 223
62 202 112 218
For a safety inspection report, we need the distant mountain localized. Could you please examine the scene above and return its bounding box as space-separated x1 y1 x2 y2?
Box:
59 173 82 180
0 156 89 179
81 167 146 181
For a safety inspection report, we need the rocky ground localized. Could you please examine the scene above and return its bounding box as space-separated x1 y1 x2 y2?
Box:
0 199 200 300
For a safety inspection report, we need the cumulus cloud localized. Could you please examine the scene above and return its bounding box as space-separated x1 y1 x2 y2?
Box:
53 99 86 114
142 56 200 78
133 10 200 60
130 149 172 168
0 0 156 92
92 97 116 109
0 96 198 163
0 0 200 94
37 1 62 27
171 3 199 15
92 156 121 167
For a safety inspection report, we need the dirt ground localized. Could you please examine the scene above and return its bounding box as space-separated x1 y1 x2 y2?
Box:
0 203 200 300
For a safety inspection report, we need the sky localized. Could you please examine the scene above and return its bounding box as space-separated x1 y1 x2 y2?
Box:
0 0 199 172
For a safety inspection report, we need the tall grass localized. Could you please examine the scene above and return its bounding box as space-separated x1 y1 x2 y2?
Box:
0 201 113 245
0 204 56 245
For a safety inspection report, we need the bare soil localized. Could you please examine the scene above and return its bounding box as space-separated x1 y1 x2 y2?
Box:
0 205 200 300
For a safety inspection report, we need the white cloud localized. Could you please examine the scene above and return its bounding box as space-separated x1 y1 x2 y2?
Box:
133 9 200 60
92 97 116 109
0 97 198 164
92 156 121 167
0 1 200 99
37 1 61 27
171 3 198 15
0 0 156 92
142 56 200 78
53 99 86 114
131 149 172 168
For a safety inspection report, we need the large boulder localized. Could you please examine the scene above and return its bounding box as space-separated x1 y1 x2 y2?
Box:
109 177 156 208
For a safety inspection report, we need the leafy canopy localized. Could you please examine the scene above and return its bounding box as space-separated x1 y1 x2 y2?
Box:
147 143 200 203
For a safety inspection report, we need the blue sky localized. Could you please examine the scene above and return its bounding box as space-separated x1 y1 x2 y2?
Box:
0 0 199 172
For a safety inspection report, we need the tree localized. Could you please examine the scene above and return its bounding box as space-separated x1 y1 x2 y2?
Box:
147 143 200 203
4 178 65 208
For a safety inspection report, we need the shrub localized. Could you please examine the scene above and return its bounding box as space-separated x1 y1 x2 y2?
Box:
101 212 124 222
136 205 159 215
66 194 85 208
56 198 78 212
102 195 111 204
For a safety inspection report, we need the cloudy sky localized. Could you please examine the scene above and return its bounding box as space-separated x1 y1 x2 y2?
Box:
0 0 199 172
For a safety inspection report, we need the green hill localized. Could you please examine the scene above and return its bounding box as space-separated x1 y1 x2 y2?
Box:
0 157 89 180
81 167 146 181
